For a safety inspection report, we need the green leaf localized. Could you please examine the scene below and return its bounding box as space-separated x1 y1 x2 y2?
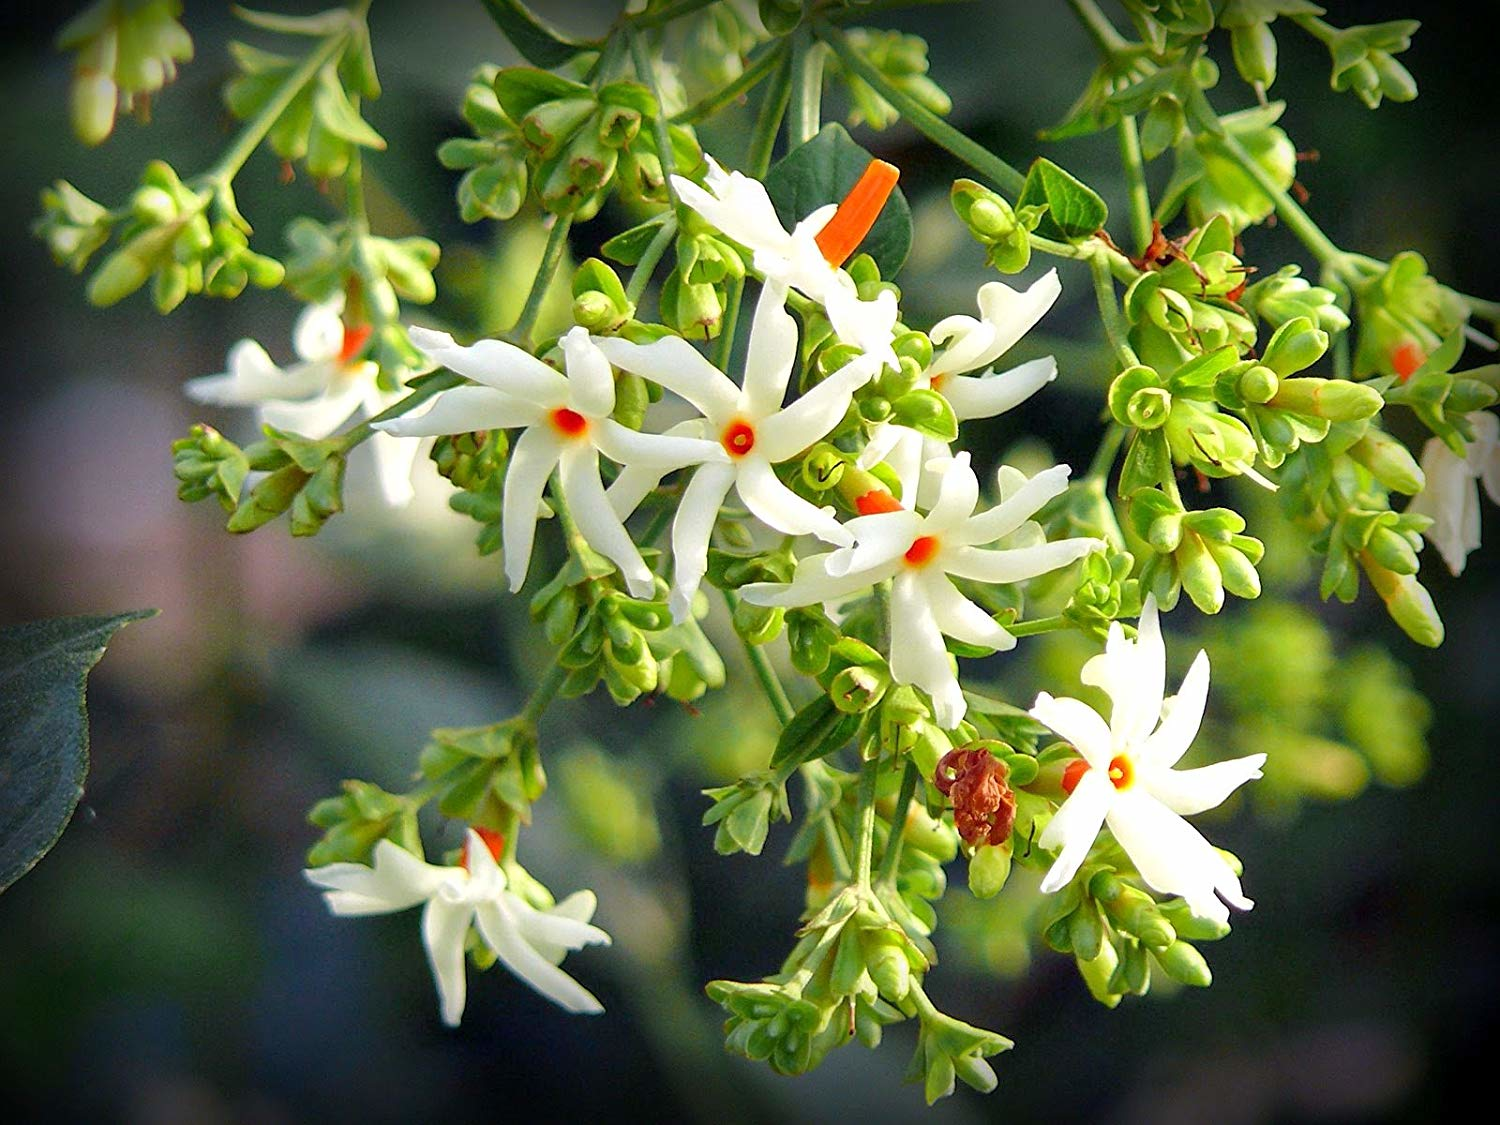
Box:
602 216 671 266
233 5 354 36
0 611 154 891
1016 157 1108 243
769 695 859 772
312 66 386 149
479 0 593 70
763 123 912 278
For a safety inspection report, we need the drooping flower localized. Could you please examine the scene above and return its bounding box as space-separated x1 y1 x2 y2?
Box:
305 830 611 1025
1029 595 1265 924
598 280 880 621
861 271 1062 504
671 156 901 368
741 453 1104 728
185 296 422 506
1406 410 1500 575
374 325 726 598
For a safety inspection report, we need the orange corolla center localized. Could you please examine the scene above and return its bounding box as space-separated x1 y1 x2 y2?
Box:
1061 754 1134 794
722 419 757 457
903 534 941 567
1391 340 1425 381
814 159 901 268
338 322 373 365
1061 757 1090 795
460 826 506 871
550 407 589 437
855 488 903 515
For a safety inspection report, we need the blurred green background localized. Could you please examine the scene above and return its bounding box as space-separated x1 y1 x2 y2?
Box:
2 2 1498 1121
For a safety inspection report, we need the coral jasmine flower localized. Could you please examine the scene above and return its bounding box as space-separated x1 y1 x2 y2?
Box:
671 156 901 368
374 325 726 598
598 281 880 621
1406 411 1500 576
305 830 611 1025
185 296 422 506
1029 595 1265 924
861 272 1062 504
741 453 1104 728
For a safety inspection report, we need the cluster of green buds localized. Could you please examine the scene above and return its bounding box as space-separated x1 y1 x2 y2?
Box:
1158 103 1297 232
1098 46 1222 162
58 0 193 146
665 0 766 100
1316 499 1442 646
827 29 952 131
658 223 746 340
1239 264 1350 336
438 66 531 223
1216 0 1323 92
1123 217 1255 360
1350 252 1469 380
1062 548 1143 640
1298 15 1418 109
223 5 383 181
1042 863 1226 1006
419 720 546 824
1380 331 1499 452
1129 489 1264 613
305 780 423 866
428 428 508 554
951 179 1045 274
40 162 284 312
494 67 697 220
1120 0 1215 45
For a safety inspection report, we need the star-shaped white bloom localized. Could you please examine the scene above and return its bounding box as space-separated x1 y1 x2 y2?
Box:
1406 410 1500 576
671 156 901 369
305 831 611 1026
1029 595 1266 924
374 325 726 599
598 281 880 621
860 271 1062 505
741 452 1104 728
185 296 423 506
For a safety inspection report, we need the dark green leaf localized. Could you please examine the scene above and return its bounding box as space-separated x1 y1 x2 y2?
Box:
479 0 593 70
769 694 859 771
763 123 912 277
0 611 154 891
1017 157 1109 243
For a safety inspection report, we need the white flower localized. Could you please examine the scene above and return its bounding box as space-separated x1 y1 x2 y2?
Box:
1029 595 1265 924
185 297 423 506
597 281 880 621
1406 410 1500 575
374 325 726 599
671 156 901 368
741 452 1104 728
860 272 1062 505
305 831 611 1026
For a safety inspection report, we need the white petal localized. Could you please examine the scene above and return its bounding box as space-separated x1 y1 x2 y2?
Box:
668 461 736 623
408 326 568 406
921 568 1014 651
1084 595 1166 748
604 419 711 519
475 898 605 1014
735 457 853 544
502 425 562 593
740 281 798 418
1144 753 1266 816
922 452 979 532
951 271 1061 380
1037 769 1114 893
559 444 655 599
925 314 993 382
889 571 965 728
958 464 1073 545
1141 649 1210 767
561 326 616 417
373 385 544 437
259 379 365 438
740 550 889 608
1408 437 1477 575
942 537 1103 583
592 418 724 471
304 839 452 915
529 890 603 965
594 335 740 420
1029 693 1113 769
755 356 876 464
826 510 923 577
422 896 475 1026
1105 789 1250 921
293 298 345 362
370 432 421 508
941 355 1057 421
186 341 323 406
825 286 899 369
510 897 612 954
672 162 792 260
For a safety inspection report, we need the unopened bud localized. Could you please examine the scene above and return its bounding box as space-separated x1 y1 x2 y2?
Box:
1154 940 1213 987
1261 317 1329 377
1269 377 1383 421
1348 430 1424 494
1363 553 1444 647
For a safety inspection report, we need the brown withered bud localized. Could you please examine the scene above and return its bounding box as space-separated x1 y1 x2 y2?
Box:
934 746 1016 848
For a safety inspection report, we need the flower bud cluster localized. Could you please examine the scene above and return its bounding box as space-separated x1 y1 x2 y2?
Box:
58 0 193 146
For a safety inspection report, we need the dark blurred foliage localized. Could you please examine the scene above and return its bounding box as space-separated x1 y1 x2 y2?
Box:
0 2 1497 1122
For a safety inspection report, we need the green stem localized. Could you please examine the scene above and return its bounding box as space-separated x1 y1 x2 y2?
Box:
626 215 678 305
713 275 746 369
520 657 569 725
788 28 824 147
1006 614 1073 638
1066 0 1131 55
748 48 793 176
339 371 463 451
874 761 918 884
1116 116 1152 256
720 589 796 725
1089 250 1138 367
628 0 719 31
1217 131 1343 267
629 26 682 199
208 32 345 184
671 42 785 125
816 22 1026 196
852 752 881 888
512 215 573 348
1086 420 1127 482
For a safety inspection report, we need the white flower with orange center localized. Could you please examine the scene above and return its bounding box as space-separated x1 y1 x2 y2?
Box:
374 325 726 598
1406 410 1500 576
597 280 880 621
185 296 422 506
306 828 610 1026
671 155 902 369
861 272 1063 505
1030 595 1266 924
740 452 1104 728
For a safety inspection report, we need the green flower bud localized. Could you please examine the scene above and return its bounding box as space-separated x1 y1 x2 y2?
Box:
863 928 913 1002
86 247 151 306
520 97 595 157
801 446 846 492
1178 532 1225 614
829 664 890 714
1363 554 1443 647
1139 94 1185 162
1230 21 1277 89
1126 386 1173 430
226 463 311 533
1261 317 1329 377
1269 377 1383 421
967 842 1012 899
1348 429 1424 494
1108 364 1165 426
1154 940 1212 986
